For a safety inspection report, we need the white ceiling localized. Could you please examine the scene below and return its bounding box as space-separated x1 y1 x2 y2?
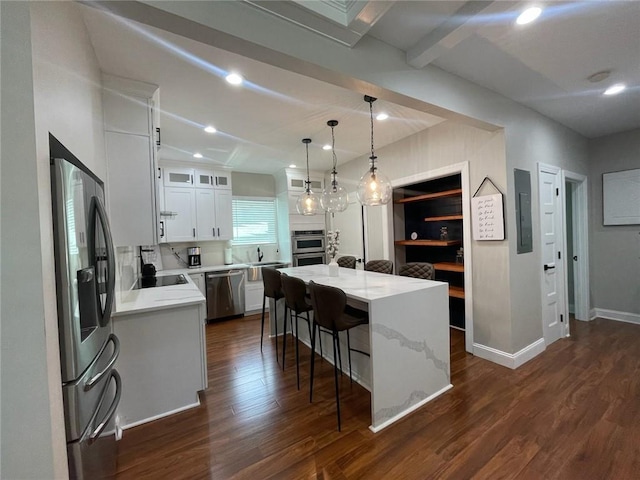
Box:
81 0 640 177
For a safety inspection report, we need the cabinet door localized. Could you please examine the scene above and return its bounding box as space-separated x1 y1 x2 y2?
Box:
163 167 194 188
195 170 215 189
164 188 197 242
105 132 157 246
214 189 233 240
214 171 232 190
195 189 216 241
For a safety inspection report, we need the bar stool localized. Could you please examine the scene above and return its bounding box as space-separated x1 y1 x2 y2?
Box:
364 259 393 274
336 256 356 269
398 262 435 280
308 280 369 431
261 267 284 359
280 273 319 389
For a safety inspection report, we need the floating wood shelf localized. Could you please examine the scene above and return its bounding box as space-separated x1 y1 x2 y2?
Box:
434 262 464 273
395 239 462 247
424 214 463 222
395 188 462 204
449 286 465 299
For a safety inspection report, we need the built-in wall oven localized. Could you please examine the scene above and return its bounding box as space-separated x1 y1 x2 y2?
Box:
291 230 326 266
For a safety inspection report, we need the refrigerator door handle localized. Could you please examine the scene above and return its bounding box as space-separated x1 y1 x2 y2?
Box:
82 370 122 445
93 196 116 326
84 334 120 391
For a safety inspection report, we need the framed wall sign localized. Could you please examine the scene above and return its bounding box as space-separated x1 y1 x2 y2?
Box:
471 177 505 241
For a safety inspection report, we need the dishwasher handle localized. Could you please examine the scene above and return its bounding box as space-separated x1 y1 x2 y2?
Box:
206 270 244 280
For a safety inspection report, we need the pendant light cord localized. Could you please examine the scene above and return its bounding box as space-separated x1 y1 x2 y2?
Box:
366 96 377 174
305 141 311 192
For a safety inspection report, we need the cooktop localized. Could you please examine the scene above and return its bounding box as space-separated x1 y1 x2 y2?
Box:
134 274 187 289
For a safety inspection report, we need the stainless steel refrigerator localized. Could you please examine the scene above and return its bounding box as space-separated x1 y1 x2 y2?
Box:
50 135 121 479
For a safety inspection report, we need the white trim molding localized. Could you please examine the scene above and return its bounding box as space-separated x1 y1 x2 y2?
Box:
592 308 640 325
473 338 546 369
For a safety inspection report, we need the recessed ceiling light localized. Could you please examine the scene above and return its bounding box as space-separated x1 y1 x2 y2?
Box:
225 73 244 85
289 164 297 168
516 7 542 25
204 125 217 133
603 84 626 96
193 153 203 159
323 144 332 150
376 113 389 121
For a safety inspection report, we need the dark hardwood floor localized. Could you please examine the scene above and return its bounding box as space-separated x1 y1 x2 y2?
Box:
115 315 640 479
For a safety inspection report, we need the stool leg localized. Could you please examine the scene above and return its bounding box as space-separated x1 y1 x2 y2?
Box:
347 330 353 384
332 331 341 432
306 311 322 360
310 321 317 403
336 332 343 377
260 294 266 352
294 312 300 390
274 299 279 364
282 305 288 370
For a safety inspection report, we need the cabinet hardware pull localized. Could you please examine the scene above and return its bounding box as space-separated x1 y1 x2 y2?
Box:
544 264 555 271
215 176 218 186
157 167 161 179
160 221 164 238
156 127 161 147
213 228 215 237
217 227 220 237
190 174 193 184
193 228 196 237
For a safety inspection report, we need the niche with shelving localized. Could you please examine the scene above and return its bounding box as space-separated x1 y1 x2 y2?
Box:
393 174 466 330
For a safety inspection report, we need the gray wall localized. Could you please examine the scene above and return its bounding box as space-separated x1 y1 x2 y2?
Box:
231 171 276 197
588 129 640 315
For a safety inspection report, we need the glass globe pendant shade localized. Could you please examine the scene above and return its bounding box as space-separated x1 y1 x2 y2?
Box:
296 189 320 215
356 162 392 206
321 178 349 213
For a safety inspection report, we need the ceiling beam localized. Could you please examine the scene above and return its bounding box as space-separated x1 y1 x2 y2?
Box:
407 1 517 69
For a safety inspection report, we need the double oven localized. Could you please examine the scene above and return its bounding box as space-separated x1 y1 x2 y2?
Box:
291 229 327 266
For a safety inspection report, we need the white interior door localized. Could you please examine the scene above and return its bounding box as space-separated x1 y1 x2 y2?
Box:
329 194 365 266
538 164 566 345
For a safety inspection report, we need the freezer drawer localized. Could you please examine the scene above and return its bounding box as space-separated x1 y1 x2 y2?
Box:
206 269 245 320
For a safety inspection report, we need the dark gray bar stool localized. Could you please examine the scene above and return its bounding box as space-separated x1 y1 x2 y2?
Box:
261 267 284 360
308 280 369 431
336 256 356 269
398 262 435 280
364 259 393 274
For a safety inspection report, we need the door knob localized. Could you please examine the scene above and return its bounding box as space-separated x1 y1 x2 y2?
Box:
573 255 578 261
544 264 555 271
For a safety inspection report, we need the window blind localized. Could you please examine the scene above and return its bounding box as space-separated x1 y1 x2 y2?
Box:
232 197 277 245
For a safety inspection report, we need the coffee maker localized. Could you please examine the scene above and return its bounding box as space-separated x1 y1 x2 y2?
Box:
187 247 201 268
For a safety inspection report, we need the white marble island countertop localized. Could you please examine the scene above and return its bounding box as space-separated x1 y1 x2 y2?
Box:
113 272 205 317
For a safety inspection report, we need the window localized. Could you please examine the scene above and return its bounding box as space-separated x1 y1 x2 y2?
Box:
232 197 277 245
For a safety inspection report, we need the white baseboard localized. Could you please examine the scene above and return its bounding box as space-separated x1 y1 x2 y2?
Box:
473 338 546 369
590 308 598 320
369 384 453 433
119 398 201 431
592 308 640 325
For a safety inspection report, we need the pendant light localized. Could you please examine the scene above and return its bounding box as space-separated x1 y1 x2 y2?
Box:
357 95 392 206
296 138 320 216
321 120 349 213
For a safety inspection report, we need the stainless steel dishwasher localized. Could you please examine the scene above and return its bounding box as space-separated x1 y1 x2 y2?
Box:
205 269 245 320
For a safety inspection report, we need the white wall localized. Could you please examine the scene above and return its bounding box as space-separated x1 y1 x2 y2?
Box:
588 129 640 315
1 2 108 477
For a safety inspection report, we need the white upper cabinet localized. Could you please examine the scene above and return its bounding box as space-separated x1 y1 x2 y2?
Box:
163 187 197 242
287 172 322 192
164 167 195 188
103 74 160 247
159 166 233 242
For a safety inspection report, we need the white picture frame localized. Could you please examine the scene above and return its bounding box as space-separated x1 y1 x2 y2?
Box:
471 193 505 240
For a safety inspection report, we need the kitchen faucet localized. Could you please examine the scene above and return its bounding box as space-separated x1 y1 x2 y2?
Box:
257 246 264 262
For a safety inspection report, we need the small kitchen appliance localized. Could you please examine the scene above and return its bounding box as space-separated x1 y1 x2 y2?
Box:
188 247 201 268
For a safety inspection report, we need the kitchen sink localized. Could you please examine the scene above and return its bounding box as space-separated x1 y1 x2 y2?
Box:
245 262 288 282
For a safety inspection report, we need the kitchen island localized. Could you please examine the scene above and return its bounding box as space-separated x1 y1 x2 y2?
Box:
112 274 207 430
277 264 451 432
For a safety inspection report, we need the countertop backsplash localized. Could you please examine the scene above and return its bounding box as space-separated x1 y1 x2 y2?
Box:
158 242 281 270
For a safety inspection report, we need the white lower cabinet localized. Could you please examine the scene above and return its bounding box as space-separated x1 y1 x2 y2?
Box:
244 281 264 313
112 303 207 428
